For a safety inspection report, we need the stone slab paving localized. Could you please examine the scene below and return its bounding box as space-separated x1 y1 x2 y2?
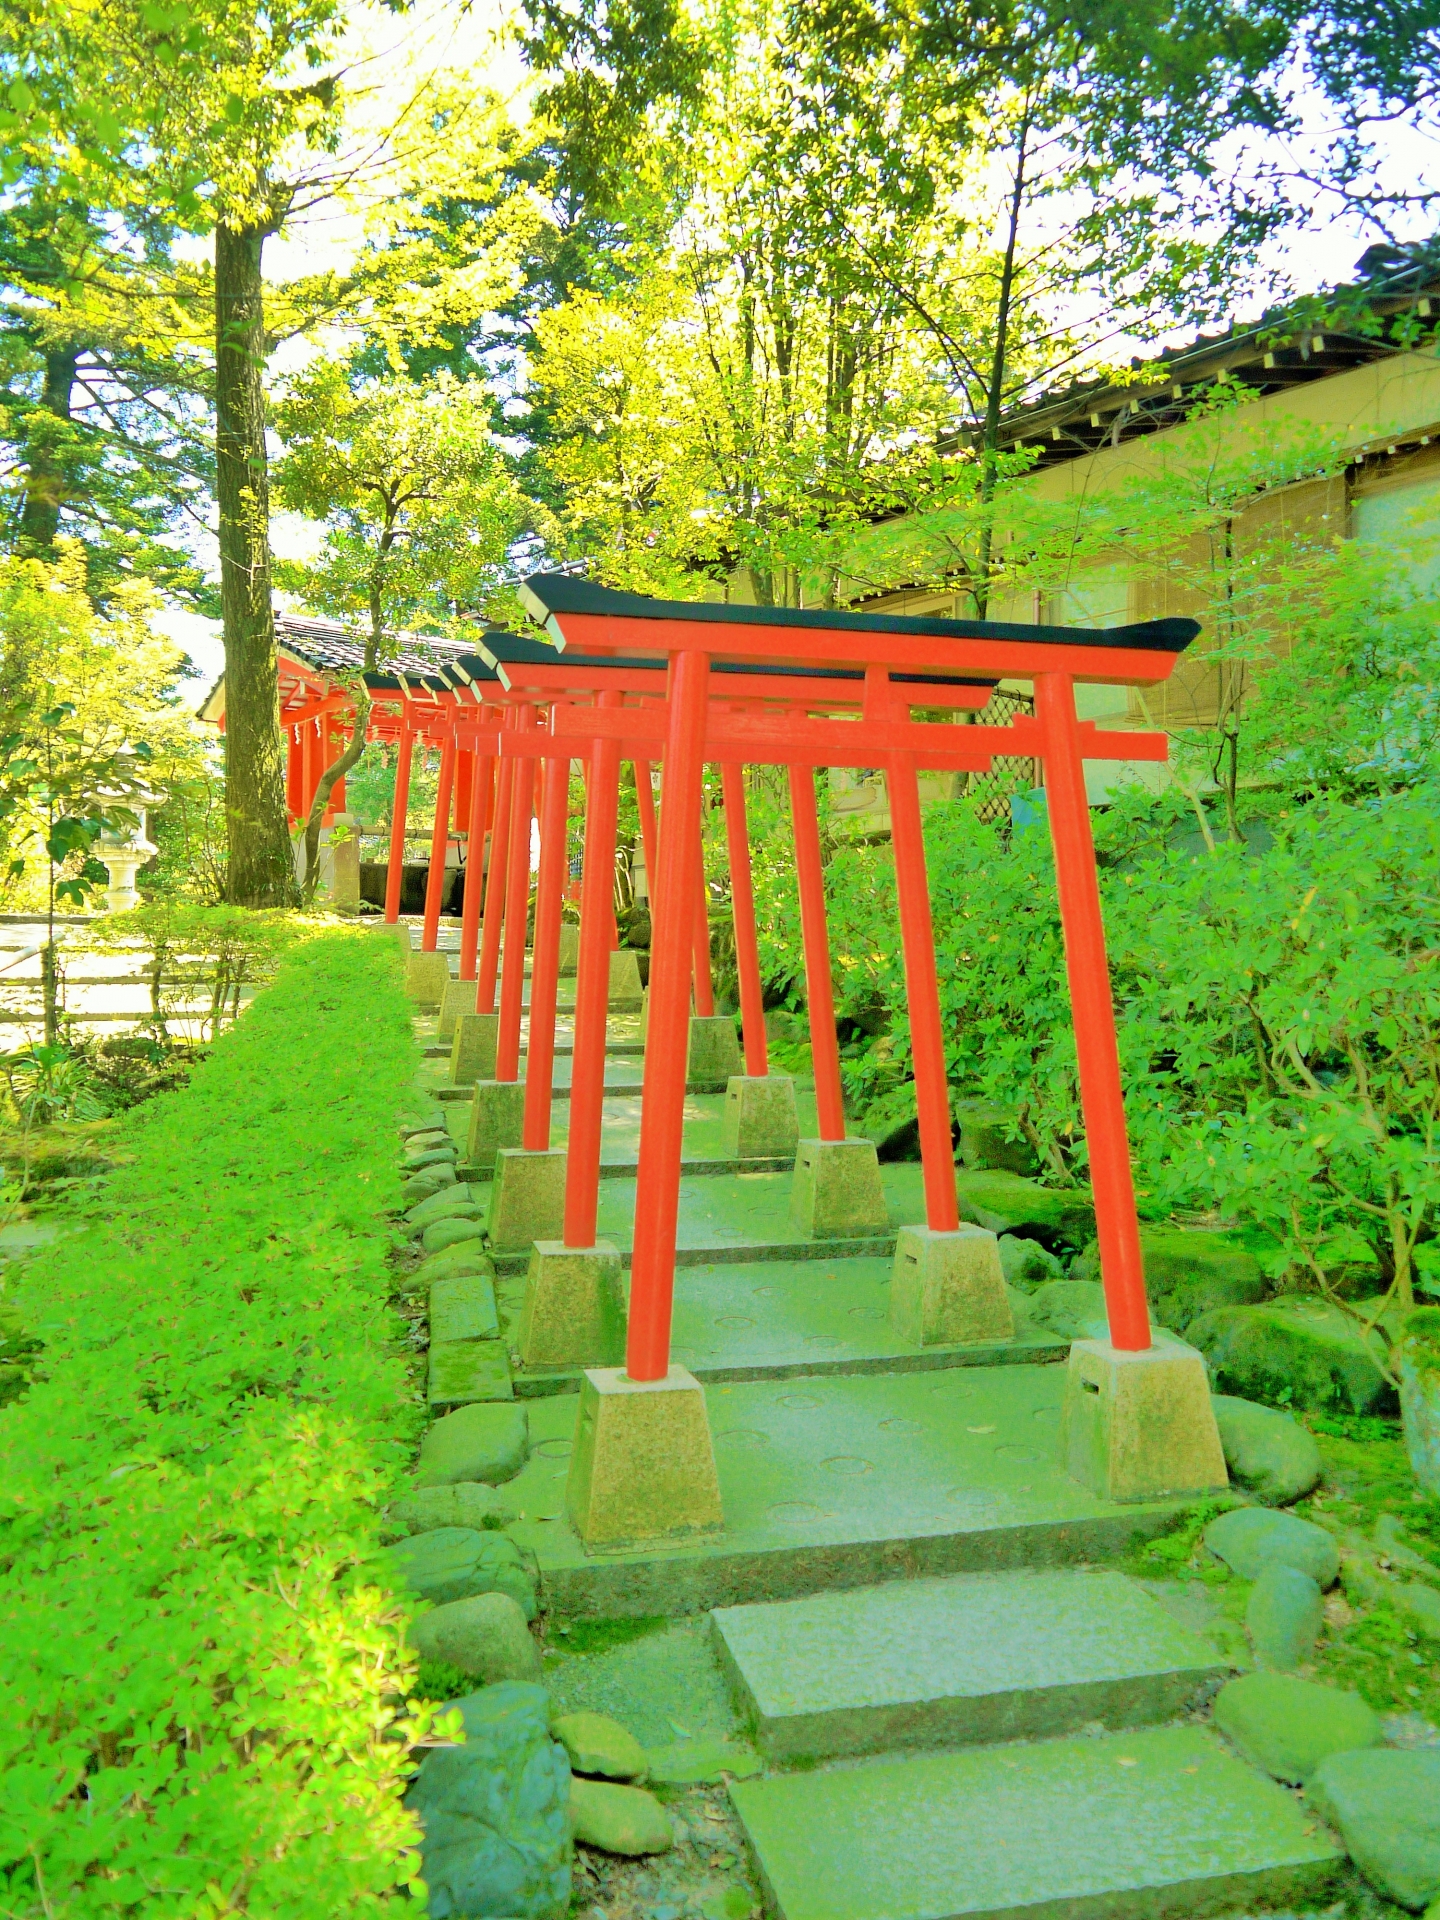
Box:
666 1257 1057 1380
543 1618 741 1748
553 1089 821 1164
505 1366 1186 1617
437 1091 810 1179
728 1725 1343 1920
418 1057 648 1094
502 1256 1064 1395
588 1164 924 1256
712 1568 1229 1760
471 1163 923 1273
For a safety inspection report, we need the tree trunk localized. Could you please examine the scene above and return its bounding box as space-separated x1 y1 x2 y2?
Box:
215 220 294 907
18 345 79 555
973 106 1032 618
301 687 371 898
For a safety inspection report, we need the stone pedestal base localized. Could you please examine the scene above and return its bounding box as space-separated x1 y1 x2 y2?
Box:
519 1239 626 1368
608 949 643 1010
722 1075 800 1159
466 1080 526 1172
566 1365 724 1549
405 951 450 1010
320 815 361 912
1062 1335 1229 1503
687 1015 744 1092
438 978 475 1044
789 1137 889 1238
889 1223 1015 1347
558 923 581 976
488 1148 568 1253
451 1012 498 1086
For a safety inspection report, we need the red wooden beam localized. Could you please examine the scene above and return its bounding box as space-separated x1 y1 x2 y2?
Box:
722 764 768 1077
789 762 846 1142
628 651 711 1379
542 609 1188 687
383 726 415 924
421 732 457 952
565 692 624 1248
525 743 570 1150
1037 672 1153 1350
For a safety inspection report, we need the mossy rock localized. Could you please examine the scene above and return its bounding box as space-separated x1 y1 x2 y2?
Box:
552 1711 647 1782
1187 1299 1396 1416
417 1401 529 1487
1246 1565 1323 1670
417 1243 496 1288
383 1526 538 1618
1212 1394 1322 1505
997 1234 1064 1290
412 1592 542 1682
389 1482 516 1534
953 1101 1038 1176
430 1271 499 1344
406 1185 480 1230
1025 1280 1108 1341
1400 1307 1440 1497
953 1170 1093 1250
404 1683 571 1920
1213 1671 1380 1783
570 1777 672 1856
1204 1506 1339 1587
424 1216 487 1256
1074 1226 1267 1332
405 1143 458 1173
1307 1748 1440 1909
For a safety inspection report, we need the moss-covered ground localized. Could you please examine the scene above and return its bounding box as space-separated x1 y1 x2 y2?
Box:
1129 1417 1440 1733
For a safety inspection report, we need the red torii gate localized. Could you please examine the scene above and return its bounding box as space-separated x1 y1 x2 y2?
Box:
511 574 1230 1545
224 594 1228 1539
474 636 998 1248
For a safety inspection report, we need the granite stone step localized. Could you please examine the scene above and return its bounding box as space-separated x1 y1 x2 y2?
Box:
504 1367 1190 1620
728 1723 1342 1920
711 1568 1228 1761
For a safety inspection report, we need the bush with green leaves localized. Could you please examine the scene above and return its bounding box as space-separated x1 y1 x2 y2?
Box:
748 778 1440 1353
1111 787 1440 1313
91 901 304 1042
0 930 446 1917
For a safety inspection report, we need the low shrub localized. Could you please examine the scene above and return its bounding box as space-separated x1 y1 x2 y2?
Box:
0 929 444 1917
747 779 1440 1360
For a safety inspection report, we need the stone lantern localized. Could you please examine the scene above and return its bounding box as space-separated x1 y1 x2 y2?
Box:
96 790 163 911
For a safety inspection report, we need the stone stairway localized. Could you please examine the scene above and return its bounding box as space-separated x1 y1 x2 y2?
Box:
712 1568 1229 1758
714 1570 1341 1917
402 938 1350 1920
730 1725 1339 1920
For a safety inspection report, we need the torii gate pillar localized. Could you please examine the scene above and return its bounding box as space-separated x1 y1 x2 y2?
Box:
564 650 723 1549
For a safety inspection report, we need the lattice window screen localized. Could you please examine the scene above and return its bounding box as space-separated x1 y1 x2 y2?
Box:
964 688 1038 824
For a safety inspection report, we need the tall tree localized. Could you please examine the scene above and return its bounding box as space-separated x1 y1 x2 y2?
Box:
272 363 528 889
769 0 1296 608
0 180 212 600
520 0 1296 607
7 3 535 904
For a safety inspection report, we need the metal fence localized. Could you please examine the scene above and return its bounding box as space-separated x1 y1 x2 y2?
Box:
963 687 1038 825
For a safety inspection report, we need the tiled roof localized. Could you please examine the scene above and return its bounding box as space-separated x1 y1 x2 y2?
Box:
954 238 1440 474
275 614 474 679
